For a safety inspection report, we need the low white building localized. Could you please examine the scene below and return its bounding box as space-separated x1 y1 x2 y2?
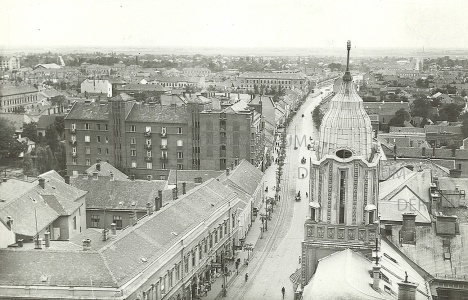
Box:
80 79 112 98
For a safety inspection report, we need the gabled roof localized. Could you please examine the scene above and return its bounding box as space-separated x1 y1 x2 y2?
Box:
167 170 224 185
126 103 188 123
379 185 431 223
219 159 263 196
85 162 128 181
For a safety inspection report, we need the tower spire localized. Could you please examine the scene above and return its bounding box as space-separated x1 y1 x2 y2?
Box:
343 40 352 82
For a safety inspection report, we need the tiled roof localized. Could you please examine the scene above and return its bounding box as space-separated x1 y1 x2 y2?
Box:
65 101 109 120
220 159 263 196
85 162 129 181
100 178 236 285
0 85 38 97
0 250 117 287
70 177 166 210
126 103 188 123
167 170 224 184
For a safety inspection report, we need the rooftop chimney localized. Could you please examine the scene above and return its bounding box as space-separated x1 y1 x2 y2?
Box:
82 238 91 250
231 162 235 170
96 163 101 171
102 228 109 241
64 175 70 184
400 213 416 245
372 264 381 291
110 223 117 235
38 178 45 189
93 171 98 180
34 237 42 249
436 215 458 236
110 172 115 181
146 202 153 215
182 182 186 195
398 274 418 300
44 232 50 248
235 157 239 166
226 168 230 176
450 169 462 178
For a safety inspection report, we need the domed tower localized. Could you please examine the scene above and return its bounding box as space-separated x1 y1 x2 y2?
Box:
318 41 373 160
302 41 381 285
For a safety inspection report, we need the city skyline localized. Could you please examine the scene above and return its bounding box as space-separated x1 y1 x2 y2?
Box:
2 0 468 54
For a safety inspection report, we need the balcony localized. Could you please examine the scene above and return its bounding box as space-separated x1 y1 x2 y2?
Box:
160 132 167 138
145 156 153 162
160 156 168 162
144 131 151 137
71 152 77 158
70 128 76 133
160 144 167 150
144 144 152 150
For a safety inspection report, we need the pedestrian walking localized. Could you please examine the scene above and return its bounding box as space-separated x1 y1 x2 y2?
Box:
245 273 249 282
281 287 285 299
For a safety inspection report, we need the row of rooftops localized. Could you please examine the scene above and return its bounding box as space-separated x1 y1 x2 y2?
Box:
0 158 263 288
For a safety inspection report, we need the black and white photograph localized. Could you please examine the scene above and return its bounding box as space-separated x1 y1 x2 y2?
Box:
1 0 468 299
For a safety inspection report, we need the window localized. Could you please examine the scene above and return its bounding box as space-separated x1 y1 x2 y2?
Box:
146 139 151 145
72 170 78 177
339 170 346 224
72 147 77 154
85 123 90 130
97 136 101 142
184 256 189 273
176 264 180 281
177 164 183 170
72 158 77 165
130 137 136 144
132 162 137 168
104 124 108 131
178 127 182 134
85 135 90 142
97 124 101 131
224 222 228 234
162 163 167 170
71 135 76 142
161 138 168 146
73 216 77 229
91 215 100 228
209 234 213 248
130 125 136 132
147 162 152 169
71 123 76 130
86 158 91 166
113 215 123 229
106 148 109 155
161 126 167 134
147 151 152 157
105 136 109 143
177 152 183 159
131 150 137 156
192 251 196 266
146 126 151 133
177 139 183 147
169 270 173 287
97 148 102 154
85 146 91 154
161 276 166 294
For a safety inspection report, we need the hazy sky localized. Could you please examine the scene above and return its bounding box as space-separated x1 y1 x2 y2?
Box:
2 0 468 50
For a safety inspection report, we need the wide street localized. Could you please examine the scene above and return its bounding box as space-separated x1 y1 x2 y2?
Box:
220 85 333 300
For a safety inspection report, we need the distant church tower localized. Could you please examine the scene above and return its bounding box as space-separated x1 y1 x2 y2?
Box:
301 41 382 285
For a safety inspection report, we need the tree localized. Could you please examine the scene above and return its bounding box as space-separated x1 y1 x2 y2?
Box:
388 108 410 127
312 106 324 130
45 124 59 152
34 145 57 174
462 114 468 138
54 142 67 174
23 122 39 143
0 118 24 161
22 153 36 176
461 90 467 97
439 103 463 122
53 116 65 138
411 97 430 118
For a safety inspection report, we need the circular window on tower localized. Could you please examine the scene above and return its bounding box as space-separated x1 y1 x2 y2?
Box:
336 149 352 159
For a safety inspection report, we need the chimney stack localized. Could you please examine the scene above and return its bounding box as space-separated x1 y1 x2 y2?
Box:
82 239 91 250
34 237 42 249
110 172 115 181
111 223 117 235
235 157 239 166
372 265 381 290
130 174 135 181
96 163 101 171
146 202 153 215
38 178 45 189
64 175 70 184
226 168 230 176
398 275 418 300
102 228 108 241
400 213 416 244
231 162 235 170
44 232 50 248
182 182 186 195
93 171 98 180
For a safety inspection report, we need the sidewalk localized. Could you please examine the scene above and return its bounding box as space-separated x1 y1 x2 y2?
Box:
204 163 279 300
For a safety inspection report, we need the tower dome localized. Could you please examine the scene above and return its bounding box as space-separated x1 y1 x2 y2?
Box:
318 41 373 160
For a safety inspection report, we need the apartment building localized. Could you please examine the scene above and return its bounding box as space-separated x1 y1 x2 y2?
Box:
0 85 38 113
64 93 264 179
238 72 307 90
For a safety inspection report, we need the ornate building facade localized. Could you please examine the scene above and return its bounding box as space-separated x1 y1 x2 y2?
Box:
302 41 382 285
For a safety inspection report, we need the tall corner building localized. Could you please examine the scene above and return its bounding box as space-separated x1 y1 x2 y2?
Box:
302 41 382 285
